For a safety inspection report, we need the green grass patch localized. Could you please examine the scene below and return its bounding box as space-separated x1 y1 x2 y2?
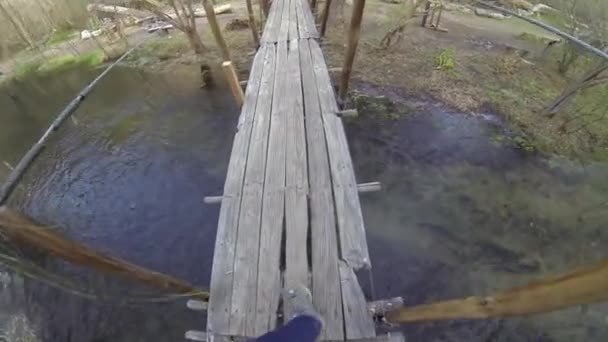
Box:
37 50 106 74
14 58 44 78
14 50 106 78
435 48 455 70
127 35 190 63
47 28 78 46
515 32 552 44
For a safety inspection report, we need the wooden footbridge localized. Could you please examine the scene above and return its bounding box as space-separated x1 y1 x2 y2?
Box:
198 0 391 340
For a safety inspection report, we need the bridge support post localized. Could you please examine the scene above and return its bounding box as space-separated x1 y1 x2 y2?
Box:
203 0 231 61
338 0 365 103
246 0 260 47
261 0 270 17
223 61 245 107
421 0 432 27
320 0 332 37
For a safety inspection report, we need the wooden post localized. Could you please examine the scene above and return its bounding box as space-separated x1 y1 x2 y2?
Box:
261 0 270 17
222 61 245 107
246 0 260 47
338 0 365 103
428 4 436 27
320 0 332 37
203 0 231 61
434 2 443 30
421 0 431 27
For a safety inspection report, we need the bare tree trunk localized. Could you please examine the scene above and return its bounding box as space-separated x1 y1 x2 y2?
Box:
246 0 260 47
0 1 35 48
184 26 207 55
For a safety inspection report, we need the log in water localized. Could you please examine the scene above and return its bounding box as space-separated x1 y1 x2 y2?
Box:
0 206 209 300
386 259 608 323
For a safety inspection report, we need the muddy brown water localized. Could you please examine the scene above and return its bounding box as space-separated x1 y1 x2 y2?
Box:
0 67 607 341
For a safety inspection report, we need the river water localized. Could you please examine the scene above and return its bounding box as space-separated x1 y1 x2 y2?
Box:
0 66 607 341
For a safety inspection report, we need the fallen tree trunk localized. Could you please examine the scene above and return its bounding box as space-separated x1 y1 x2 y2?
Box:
0 43 143 206
93 2 232 20
386 259 608 323
87 4 150 18
0 206 208 300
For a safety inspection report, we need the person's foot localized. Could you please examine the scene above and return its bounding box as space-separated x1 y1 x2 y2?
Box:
284 285 323 323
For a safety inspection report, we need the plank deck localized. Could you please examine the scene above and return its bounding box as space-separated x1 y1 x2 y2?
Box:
253 40 288 336
206 0 373 340
229 44 276 336
284 38 310 319
300 38 345 341
206 45 267 336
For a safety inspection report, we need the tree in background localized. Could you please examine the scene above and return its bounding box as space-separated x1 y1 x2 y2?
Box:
542 0 608 116
136 0 207 55
0 0 89 56
0 0 35 49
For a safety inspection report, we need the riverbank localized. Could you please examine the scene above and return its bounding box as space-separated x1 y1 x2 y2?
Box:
322 0 607 162
0 1 255 84
2 0 606 161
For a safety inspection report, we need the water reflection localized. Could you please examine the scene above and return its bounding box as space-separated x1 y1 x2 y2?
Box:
347 84 608 341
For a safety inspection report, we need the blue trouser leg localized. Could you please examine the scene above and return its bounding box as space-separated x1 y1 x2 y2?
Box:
252 315 323 342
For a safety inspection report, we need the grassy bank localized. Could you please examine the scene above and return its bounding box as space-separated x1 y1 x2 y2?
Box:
14 49 107 79
323 0 608 161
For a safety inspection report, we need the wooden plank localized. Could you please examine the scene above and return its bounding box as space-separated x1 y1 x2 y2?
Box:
294 0 308 39
253 40 289 336
288 0 298 40
301 0 319 38
339 261 376 339
229 44 277 336
278 0 291 41
299 39 344 341
262 0 284 42
206 45 267 336
284 38 310 320
309 40 371 270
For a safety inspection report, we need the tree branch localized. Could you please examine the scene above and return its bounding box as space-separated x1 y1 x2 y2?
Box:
137 0 183 29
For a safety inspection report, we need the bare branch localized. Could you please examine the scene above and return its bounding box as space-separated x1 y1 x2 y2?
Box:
136 0 183 29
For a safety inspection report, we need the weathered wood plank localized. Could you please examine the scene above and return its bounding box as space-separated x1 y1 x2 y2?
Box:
288 0 298 40
294 0 308 39
284 38 310 320
229 44 277 336
309 40 371 270
339 261 376 339
301 0 319 38
278 0 291 41
253 40 289 336
206 45 267 336
262 0 284 42
300 39 344 341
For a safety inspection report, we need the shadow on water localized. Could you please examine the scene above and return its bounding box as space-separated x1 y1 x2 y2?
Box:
0 65 237 341
1 68 608 341
347 83 608 341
